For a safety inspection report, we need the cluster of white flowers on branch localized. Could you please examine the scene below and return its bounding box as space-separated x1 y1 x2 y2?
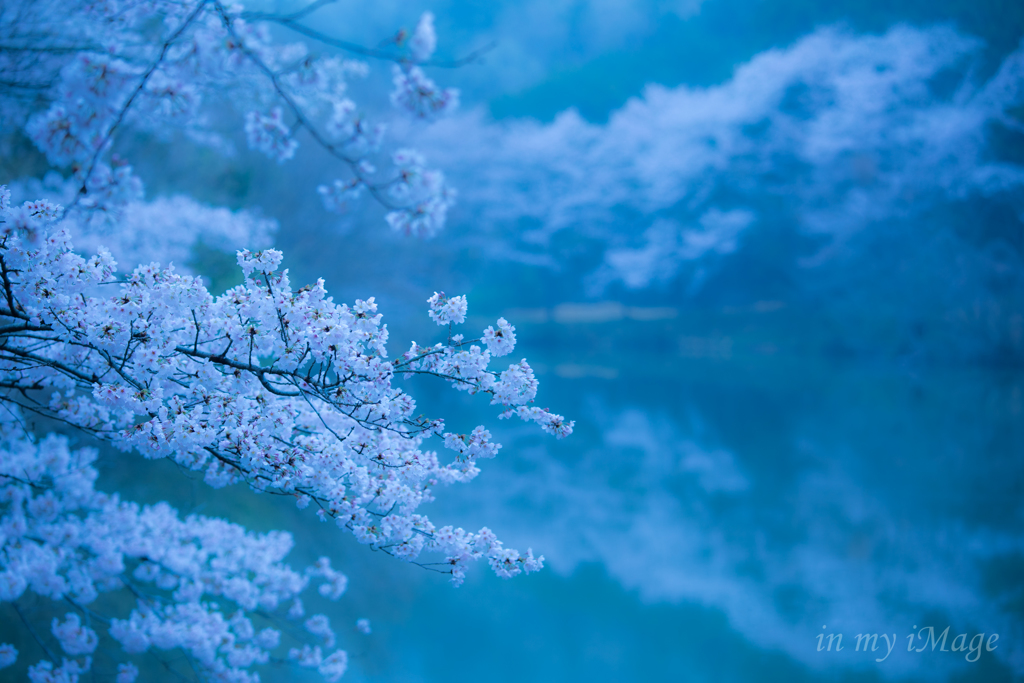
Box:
0 189 571 676
0 407 355 682
1 0 460 239
0 184 571 577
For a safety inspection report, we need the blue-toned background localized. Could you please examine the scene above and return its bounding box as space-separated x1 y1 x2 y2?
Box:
116 0 1024 680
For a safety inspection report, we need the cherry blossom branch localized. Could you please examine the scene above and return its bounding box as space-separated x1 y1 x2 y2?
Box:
212 0 401 212
0 424 356 680
72 0 210 207
0 227 568 589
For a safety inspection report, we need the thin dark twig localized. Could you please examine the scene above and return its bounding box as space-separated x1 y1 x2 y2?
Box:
11 602 57 662
73 0 210 207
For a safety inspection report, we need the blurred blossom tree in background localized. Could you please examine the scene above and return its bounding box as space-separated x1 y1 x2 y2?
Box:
0 1 570 680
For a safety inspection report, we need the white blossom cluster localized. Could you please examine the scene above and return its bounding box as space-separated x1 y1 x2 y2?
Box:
244 108 299 163
390 66 460 121
426 291 468 326
0 408 350 682
408 13 438 63
382 150 456 238
405 296 571 440
389 13 458 122
0 187 570 590
1 0 458 237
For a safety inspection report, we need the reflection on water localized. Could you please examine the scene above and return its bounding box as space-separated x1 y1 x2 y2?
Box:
298 317 1021 683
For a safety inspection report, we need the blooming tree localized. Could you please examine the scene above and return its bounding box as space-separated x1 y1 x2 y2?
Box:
0 1 571 680
1 0 459 243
